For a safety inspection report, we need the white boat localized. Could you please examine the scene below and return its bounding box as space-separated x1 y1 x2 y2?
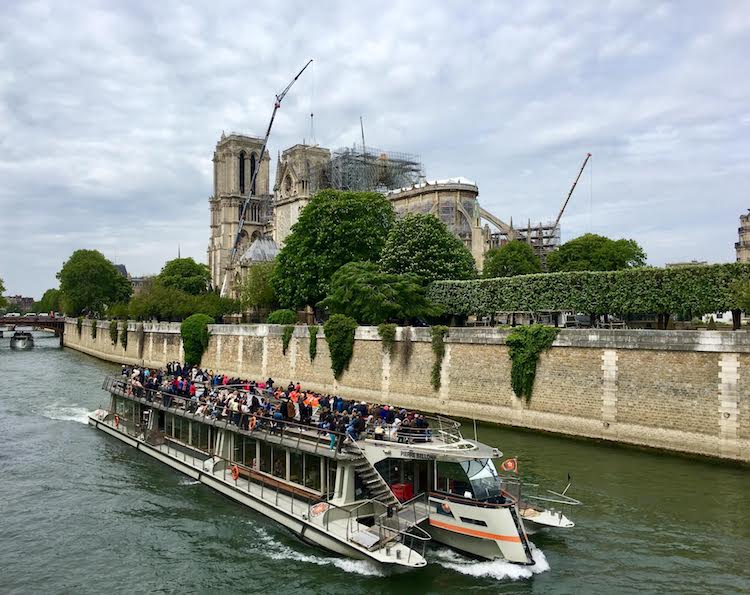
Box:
89 376 576 568
9 331 34 350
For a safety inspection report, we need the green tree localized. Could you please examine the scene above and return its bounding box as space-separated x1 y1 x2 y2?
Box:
273 189 395 309
319 261 439 325
157 258 211 295
380 214 477 283
36 288 62 313
731 280 750 312
128 284 239 321
483 241 542 278
546 233 646 272
240 262 277 310
0 277 7 309
57 250 132 316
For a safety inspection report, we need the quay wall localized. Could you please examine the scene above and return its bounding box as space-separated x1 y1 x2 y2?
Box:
63 319 750 462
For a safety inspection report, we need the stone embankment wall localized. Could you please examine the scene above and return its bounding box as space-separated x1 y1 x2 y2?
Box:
64 319 750 462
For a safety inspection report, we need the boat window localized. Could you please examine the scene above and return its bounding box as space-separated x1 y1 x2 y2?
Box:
272 447 286 479
233 435 255 466
114 396 127 416
326 460 338 498
173 416 183 441
259 442 272 474
459 517 487 526
289 451 303 485
436 459 501 500
304 454 321 491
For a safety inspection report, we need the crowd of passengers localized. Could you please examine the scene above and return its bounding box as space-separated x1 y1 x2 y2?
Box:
120 362 431 448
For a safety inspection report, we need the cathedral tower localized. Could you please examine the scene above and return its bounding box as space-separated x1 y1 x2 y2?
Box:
207 133 272 293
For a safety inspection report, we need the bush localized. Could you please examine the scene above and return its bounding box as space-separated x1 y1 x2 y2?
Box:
109 320 118 345
120 322 128 350
309 325 318 361
282 325 295 355
267 309 296 325
90 320 97 340
428 263 750 321
323 314 358 379
181 314 215 366
430 326 449 391
378 323 397 354
506 325 560 400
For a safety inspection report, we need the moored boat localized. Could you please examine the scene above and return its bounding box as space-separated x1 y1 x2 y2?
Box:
90 375 576 568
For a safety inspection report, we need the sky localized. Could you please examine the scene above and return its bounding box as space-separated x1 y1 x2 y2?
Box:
1 0 749 298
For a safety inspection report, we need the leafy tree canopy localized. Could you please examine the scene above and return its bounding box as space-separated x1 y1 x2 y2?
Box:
240 261 277 310
483 241 542 278
157 258 211 295
57 250 132 316
128 284 239 321
36 288 61 314
273 189 396 309
546 233 646 272
319 261 439 325
731 279 750 312
380 214 477 284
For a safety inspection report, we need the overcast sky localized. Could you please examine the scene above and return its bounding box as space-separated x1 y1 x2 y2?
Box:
1 0 748 297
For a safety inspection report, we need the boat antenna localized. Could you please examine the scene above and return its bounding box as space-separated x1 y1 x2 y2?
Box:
562 472 572 496
473 417 478 442
220 59 314 297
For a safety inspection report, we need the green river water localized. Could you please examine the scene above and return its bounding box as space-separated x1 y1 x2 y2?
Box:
1 331 749 594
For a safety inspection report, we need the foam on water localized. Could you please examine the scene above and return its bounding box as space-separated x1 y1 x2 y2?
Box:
251 525 384 576
41 406 92 425
432 545 550 581
179 479 201 486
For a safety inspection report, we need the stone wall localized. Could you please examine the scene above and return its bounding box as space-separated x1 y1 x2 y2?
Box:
63 320 750 462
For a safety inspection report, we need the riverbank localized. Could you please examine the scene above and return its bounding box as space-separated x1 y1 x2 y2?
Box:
63 319 750 463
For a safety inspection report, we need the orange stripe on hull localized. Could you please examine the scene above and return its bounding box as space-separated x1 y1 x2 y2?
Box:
429 518 521 542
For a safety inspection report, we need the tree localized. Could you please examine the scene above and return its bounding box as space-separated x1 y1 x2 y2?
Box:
36 288 62 313
380 213 477 283
57 250 132 316
273 189 395 309
483 241 542 278
546 233 646 272
0 277 6 309
128 284 239 321
157 258 211 295
731 280 750 312
319 261 439 325
240 262 277 311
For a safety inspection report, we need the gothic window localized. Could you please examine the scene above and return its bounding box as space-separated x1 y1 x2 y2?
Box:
250 153 257 195
284 174 293 194
239 151 246 194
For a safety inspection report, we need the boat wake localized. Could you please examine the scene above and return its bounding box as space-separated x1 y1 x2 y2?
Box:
431 545 550 581
178 478 200 486
41 406 92 425
252 525 384 576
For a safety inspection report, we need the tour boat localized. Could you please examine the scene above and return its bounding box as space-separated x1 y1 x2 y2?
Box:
89 376 576 568
9 331 34 350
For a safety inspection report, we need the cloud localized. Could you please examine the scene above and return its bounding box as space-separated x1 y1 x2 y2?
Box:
0 0 748 296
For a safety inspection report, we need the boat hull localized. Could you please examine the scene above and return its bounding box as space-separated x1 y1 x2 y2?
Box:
10 336 33 350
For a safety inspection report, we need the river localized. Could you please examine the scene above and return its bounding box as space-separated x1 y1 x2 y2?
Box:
1 331 748 594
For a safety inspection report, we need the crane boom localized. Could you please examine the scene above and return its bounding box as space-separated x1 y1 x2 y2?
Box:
553 152 591 231
220 59 313 297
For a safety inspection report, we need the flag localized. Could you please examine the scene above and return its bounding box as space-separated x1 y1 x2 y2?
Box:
501 457 518 473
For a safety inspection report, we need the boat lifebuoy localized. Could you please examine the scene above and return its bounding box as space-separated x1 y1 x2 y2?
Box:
248 416 256 431
114 415 120 428
231 465 240 481
311 502 329 516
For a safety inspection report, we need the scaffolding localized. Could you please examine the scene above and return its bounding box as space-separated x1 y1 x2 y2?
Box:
485 220 561 260
327 145 424 193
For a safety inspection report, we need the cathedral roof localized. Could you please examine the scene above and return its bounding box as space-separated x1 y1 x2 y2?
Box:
241 237 279 262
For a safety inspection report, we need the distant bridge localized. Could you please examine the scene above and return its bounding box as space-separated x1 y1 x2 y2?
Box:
0 316 65 344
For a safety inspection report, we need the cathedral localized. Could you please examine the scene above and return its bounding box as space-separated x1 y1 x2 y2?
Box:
207 132 560 297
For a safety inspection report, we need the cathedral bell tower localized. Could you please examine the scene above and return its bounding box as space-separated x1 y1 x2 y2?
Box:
207 133 272 293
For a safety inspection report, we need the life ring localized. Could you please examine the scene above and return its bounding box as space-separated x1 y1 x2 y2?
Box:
248 416 257 431
310 502 328 516
231 465 240 481
114 415 120 429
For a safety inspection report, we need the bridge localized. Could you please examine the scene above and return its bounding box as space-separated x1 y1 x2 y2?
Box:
0 315 66 345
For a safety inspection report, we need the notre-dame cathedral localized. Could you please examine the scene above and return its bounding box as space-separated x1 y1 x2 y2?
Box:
208 131 560 298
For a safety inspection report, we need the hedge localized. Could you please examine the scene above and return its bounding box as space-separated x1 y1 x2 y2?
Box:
427 263 750 319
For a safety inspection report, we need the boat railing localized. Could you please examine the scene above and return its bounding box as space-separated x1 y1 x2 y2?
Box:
498 474 583 508
372 494 431 565
104 376 352 459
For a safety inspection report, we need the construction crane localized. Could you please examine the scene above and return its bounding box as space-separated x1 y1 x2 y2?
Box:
220 59 313 297
552 152 592 232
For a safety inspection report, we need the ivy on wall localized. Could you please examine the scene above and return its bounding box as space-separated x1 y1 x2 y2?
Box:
506 325 560 400
180 314 214 366
323 314 358 379
401 326 413 366
76 316 83 337
282 325 295 355
309 325 318 361
378 323 397 354
109 320 118 345
90 320 97 339
120 322 128 350
430 326 449 391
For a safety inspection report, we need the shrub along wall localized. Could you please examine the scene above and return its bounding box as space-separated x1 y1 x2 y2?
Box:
427 263 750 320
